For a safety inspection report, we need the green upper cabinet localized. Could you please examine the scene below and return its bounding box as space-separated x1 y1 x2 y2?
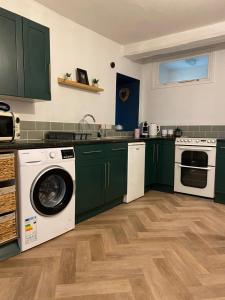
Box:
145 139 175 192
0 7 51 101
23 19 50 100
0 8 24 97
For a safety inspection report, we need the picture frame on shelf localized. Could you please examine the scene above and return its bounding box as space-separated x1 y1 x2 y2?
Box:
76 68 89 85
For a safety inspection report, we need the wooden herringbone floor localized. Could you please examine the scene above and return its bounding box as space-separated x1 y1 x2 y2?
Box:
1 191 225 300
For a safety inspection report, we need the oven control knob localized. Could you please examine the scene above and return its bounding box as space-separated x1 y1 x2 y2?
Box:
49 151 56 159
184 139 188 142
211 139 215 143
189 139 192 142
207 140 211 143
196 139 199 143
180 139 184 142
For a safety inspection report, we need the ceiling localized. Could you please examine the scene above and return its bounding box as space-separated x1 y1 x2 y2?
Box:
35 0 225 45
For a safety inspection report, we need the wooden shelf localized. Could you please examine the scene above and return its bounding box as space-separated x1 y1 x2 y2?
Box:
57 78 104 93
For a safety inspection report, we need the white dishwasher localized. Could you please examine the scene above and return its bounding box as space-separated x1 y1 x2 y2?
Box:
124 142 146 203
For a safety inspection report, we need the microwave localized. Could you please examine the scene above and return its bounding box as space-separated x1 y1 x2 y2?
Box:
0 112 20 141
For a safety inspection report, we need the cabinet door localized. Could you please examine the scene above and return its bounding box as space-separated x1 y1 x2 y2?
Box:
145 141 157 187
76 159 106 216
106 143 128 203
0 8 24 97
215 143 225 203
23 18 51 100
157 140 175 186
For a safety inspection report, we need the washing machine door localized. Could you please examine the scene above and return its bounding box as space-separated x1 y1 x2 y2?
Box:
31 166 74 216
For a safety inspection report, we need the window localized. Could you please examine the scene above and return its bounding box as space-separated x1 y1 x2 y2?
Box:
153 52 214 88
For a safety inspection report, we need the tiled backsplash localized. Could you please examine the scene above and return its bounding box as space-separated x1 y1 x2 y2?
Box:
161 125 225 138
20 121 134 140
20 121 225 141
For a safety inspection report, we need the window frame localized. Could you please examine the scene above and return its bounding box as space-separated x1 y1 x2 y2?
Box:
152 50 215 89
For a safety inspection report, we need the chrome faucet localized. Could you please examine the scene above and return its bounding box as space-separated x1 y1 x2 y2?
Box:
79 114 96 130
81 114 96 124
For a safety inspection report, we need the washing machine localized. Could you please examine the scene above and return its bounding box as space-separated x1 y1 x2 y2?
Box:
17 147 75 252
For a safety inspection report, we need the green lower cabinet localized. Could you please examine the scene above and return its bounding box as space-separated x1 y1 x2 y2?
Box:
157 140 175 187
0 241 20 261
75 143 128 223
145 139 175 192
145 140 157 187
76 159 106 215
106 145 127 203
215 142 225 203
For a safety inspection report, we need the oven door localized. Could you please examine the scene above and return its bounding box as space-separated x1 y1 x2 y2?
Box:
175 145 216 166
174 164 215 198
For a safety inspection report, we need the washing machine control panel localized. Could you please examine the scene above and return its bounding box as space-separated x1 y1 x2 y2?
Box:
61 149 75 159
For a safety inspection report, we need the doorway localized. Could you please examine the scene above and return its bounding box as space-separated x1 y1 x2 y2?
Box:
115 73 140 131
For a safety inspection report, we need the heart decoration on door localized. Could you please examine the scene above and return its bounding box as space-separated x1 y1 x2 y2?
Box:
119 87 130 102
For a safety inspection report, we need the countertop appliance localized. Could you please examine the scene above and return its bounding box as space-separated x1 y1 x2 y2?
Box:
149 123 160 137
0 112 20 141
140 122 149 137
124 142 145 203
174 138 216 198
17 147 75 251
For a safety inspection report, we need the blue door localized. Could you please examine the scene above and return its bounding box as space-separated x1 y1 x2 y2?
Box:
115 73 140 131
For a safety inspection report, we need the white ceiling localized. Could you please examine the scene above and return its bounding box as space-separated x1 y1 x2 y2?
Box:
35 0 225 45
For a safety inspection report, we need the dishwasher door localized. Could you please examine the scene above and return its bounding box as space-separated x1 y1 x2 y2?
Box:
124 142 146 203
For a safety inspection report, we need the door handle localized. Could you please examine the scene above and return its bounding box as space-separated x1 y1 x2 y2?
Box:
108 162 110 187
178 146 213 151
178 164 213 170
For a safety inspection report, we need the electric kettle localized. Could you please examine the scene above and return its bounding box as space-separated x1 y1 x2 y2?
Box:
149 123 160 136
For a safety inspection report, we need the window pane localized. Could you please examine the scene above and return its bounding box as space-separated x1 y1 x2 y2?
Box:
159 55 209 84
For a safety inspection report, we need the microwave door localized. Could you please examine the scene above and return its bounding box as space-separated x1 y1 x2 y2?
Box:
0 116 13 140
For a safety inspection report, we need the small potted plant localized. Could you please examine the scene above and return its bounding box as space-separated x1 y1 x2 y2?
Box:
64 73 72 80
92 78 99 87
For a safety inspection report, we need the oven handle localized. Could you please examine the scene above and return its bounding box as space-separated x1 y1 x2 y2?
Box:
178 164 213 171
177 146 213 151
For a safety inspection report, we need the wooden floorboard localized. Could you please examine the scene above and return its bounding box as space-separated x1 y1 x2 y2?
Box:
1 190 225 299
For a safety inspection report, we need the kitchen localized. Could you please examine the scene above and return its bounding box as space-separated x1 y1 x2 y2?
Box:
1 0 225 299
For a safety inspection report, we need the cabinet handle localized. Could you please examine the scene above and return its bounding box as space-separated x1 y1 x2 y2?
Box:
220 147 225 149
108 162 110 187
112 148 126 151
156 144 159 164
49 64 51 93
104 163 107 189
83 150 102 154
153 144 155 162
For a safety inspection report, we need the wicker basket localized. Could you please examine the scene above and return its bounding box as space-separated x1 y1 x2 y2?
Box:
0 186 16 215
0 153 15 182
0 212 17 244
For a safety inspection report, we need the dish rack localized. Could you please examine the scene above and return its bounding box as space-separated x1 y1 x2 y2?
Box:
0 153 17 245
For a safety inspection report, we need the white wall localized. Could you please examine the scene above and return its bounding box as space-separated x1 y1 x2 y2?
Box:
141 48 225 125
0 0 142 124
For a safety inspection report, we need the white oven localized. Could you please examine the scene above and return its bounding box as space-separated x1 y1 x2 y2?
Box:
174 138 217 198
